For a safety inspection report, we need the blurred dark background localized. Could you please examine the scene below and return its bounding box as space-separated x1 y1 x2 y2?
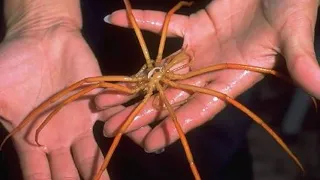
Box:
0 0 319 180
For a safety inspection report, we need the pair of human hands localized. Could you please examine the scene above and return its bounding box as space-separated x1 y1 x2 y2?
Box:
1 0 319 179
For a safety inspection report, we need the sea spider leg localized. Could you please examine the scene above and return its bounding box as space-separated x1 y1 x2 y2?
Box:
167 63 290 82
155 1 193 64
161 78 305 173
34 82 138 146
94 88 154 180
156 82 201 180
152 93 191 111
0 76 136 150
164 49 192 71
167 63 318 109
123 0 153 69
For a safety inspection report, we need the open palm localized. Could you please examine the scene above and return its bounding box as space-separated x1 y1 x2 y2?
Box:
0 28 109 179
97 0 320 153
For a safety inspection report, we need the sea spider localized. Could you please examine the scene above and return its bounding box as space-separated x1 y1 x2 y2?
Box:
0 0 307 179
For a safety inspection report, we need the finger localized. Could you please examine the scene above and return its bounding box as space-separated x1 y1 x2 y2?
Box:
102 77 205 137
280 1 320 99
72 132 109 180
142 82 227 152
142 71 262 152
47 147 80 180
95 50 191 111
105 9 189 37
98 105 126 121
15 146 51 180
126 125 152 148
95 61 189 111
102 93 177 137
95 83 138 109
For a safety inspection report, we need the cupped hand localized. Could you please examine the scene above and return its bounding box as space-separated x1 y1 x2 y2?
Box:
96 0 320 153
0 24 109 179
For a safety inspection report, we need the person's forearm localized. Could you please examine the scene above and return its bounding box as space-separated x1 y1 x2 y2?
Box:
4 0 82 37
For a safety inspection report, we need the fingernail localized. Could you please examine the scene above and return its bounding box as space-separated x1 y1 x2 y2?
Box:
144 148 165 154
103 130 112 137
104 14 111 24
154 148 165 154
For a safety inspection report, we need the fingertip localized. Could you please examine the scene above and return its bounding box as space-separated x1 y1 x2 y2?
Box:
144 121 178 153
104 14 111 24
103 122 116 137
104 10 128 27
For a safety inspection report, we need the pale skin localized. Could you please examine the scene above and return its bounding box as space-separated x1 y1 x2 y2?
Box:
0 0 320 180
0 0 109 179
98 0 320 154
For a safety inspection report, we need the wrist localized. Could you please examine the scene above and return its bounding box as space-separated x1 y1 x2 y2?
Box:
4 0 82 38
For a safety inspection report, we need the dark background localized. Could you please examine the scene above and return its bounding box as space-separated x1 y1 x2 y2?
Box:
0 0 319 180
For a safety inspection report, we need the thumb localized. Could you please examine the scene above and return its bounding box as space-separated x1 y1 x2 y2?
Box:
104 9 189 38
281 8 320 99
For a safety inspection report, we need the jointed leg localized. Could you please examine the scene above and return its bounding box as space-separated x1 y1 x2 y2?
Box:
167 63 290 82
155 82 201 180
152 93 191 111
163 49 192 72
93 88 154 180
156 1 193 63
34 82 136 146
34 83 99 146
0 76 134 150
166 63 318 109
162 78 305 173
123 0 152 69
